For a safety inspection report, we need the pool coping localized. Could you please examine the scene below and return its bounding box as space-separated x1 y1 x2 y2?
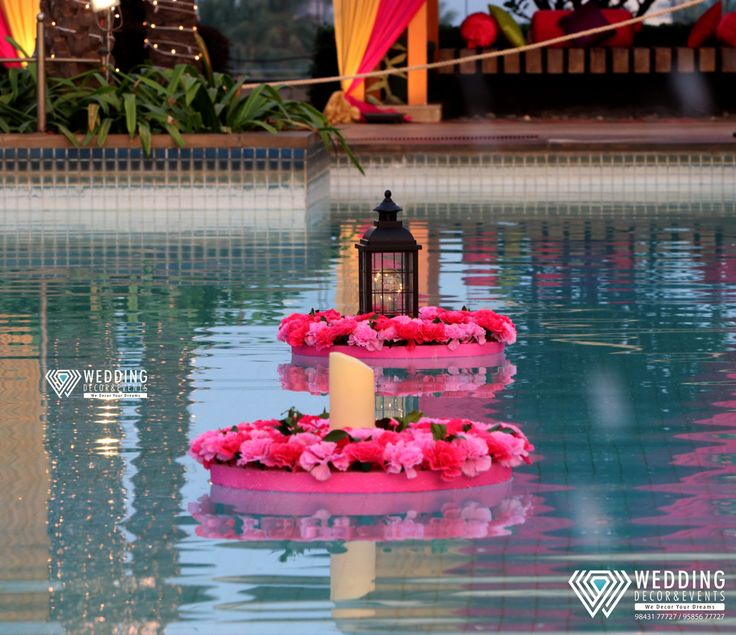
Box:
0 131 319 149
338 121 736 153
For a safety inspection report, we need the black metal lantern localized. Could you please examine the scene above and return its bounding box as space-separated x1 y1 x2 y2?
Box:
356 190 421 317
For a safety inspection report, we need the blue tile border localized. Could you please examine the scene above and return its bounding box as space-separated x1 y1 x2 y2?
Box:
0 143 329 186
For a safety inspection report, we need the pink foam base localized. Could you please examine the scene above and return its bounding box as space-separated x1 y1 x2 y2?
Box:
290 341 504 364
209 479 513 517
210 462 512 494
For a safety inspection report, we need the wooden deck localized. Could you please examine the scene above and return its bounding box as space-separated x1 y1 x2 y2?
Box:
437 47 736 76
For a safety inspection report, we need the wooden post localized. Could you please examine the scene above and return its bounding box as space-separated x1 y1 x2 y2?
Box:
427 0 439 62
407 2 428 105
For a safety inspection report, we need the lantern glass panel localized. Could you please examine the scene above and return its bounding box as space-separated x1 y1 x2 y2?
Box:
370 251 413 315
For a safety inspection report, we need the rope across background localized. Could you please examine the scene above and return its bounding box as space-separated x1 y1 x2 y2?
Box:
242 0 708 91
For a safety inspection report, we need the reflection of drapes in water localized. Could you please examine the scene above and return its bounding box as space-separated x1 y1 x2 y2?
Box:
45 293 130 631
0 319 49 624
44 280 201 631
632 230 736 549
123 284 200 630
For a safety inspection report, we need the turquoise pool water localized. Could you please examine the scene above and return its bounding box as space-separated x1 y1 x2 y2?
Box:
0 205 734 634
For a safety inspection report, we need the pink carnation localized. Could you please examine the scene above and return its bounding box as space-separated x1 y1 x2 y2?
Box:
383 441 424 479
483 429 532 467
454 435 492 477
237 437 273 466
344 441 385 466
348 321 383 351
424 440 465 480
299 441 346 481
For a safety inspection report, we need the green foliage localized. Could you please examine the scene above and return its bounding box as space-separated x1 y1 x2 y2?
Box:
277 407 306 436
323 429 352 443
430 422 447 441
0 64 361 170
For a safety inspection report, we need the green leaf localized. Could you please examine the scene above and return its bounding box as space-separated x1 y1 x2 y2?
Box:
137 121 152 156
164 123 185 148
96 117 113 146
404 411 422 424
430 423 447 441
87 103 99 132
56 124 80 147
166 64 187 96
323 429 351 443
123 93 137 137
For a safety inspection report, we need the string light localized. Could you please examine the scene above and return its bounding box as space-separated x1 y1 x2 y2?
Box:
45 2 123 68
143 0 202 63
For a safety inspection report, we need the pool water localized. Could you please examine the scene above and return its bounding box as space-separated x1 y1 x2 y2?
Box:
1 206 735 634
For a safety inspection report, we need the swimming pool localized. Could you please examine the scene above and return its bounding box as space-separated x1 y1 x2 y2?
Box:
1 184 734 633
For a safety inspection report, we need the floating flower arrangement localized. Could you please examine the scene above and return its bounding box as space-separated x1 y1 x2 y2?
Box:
278 306 517 359
189 409 533 486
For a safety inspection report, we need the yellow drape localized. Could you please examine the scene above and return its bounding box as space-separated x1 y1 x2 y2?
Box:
0 0 38 58
333 0 381 94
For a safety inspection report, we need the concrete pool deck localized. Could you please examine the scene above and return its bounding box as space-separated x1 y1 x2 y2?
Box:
340 120 736 152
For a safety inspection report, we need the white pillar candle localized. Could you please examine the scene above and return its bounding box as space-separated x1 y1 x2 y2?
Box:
330 541 376 602
328 352 375 430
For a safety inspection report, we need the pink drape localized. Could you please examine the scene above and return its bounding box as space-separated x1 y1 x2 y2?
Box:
0 5 20 67
345 0 426 104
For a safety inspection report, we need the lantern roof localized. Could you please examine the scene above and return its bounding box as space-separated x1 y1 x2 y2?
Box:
356 189 421 252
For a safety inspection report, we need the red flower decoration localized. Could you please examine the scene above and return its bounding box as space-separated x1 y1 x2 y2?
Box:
460 12 499 49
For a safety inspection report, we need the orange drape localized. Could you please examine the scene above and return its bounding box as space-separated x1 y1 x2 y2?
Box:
0 0 38 59
333 0 382 94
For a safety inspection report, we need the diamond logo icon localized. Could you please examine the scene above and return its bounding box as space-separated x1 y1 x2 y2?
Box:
45 369 82 398
569 569 631 618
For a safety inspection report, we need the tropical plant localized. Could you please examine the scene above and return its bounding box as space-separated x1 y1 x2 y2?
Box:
0 63 362 171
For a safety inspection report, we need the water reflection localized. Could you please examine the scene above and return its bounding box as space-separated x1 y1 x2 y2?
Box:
0 208 735 632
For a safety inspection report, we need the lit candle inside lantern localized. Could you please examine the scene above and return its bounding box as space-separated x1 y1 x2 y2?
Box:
329 352 375 430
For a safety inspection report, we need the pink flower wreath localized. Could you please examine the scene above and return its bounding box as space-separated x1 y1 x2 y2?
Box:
277 306 517 352
189 409 533 482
